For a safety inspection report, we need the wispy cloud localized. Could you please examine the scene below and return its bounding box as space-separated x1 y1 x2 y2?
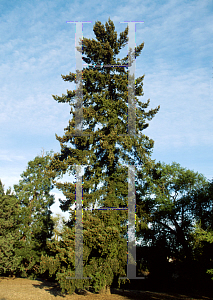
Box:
0 0 212 219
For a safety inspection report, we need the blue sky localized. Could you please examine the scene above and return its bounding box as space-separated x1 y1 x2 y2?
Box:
0 0 213 226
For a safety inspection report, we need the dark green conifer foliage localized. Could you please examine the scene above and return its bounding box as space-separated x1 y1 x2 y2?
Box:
0 180 23 276
12 149 55 278
40 18 160 294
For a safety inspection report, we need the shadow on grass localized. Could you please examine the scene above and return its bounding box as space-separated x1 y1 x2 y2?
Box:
31 277 94 297
4 275 211 299
111 288 213 300
31 277 68 297
31 277 213 299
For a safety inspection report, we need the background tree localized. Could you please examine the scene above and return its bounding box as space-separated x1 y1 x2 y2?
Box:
188 178 213 233
40 17 160 295
188 179 213 289
0 180 23 277
192 220 213 280
12 149 56 279
135 161 212 293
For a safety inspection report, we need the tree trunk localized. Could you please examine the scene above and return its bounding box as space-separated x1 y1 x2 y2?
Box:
99 285 111 294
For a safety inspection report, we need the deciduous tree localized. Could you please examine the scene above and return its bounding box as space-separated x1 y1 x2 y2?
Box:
135 161 212 292
136 161 208 259
189 180 213 283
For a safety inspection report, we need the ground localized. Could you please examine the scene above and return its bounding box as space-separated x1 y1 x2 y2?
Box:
0 276 212 300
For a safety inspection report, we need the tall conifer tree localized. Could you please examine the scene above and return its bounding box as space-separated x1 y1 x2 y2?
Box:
40 18 160 294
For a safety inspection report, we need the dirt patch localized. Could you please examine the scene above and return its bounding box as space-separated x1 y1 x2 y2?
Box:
0 276 212 300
